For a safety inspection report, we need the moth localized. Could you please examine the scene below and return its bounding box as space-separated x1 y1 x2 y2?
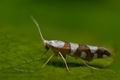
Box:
31 16 111 72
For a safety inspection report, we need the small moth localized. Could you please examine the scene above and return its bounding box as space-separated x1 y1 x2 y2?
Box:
31 16 111 72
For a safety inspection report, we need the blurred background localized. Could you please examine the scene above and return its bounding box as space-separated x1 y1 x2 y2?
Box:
0 0 120 80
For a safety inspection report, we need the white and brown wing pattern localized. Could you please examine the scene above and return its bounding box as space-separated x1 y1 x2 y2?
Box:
70 42 79 55
73 44 111 61
45 40 111 61
95 47 111 58
74 45 94 61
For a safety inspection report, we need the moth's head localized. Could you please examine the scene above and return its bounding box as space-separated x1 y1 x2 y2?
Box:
44 40 60 50
44 40 50 50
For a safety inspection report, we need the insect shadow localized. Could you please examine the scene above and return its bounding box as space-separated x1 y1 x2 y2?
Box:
46 60 106 69
47 60 85 68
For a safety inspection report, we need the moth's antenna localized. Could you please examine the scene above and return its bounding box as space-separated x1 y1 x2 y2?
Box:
31 16 45 43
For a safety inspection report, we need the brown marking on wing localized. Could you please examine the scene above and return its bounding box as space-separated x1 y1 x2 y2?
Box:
74 45 81 57
95 48 103 58
64 42 70 49
95 47 111 58
51 41 71 58
74 45 94 61
61 41 71 55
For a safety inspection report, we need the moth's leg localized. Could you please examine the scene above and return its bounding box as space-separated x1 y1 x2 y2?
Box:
63 54 67 59
42 54 54 68
80 59 98 70
58 52 70 72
